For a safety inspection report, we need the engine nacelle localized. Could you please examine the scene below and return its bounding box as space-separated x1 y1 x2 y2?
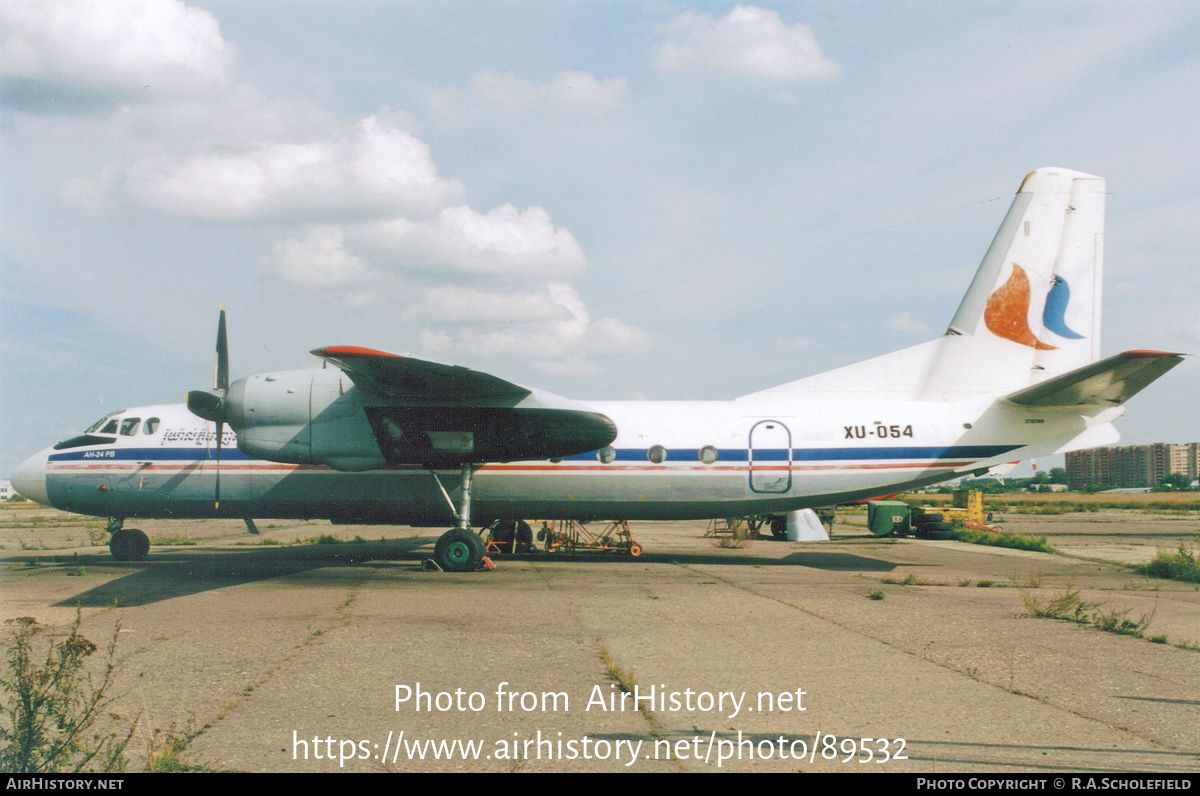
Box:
226 368 617 470
228 369 387 471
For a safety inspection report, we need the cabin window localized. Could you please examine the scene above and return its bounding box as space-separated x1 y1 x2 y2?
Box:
99 419 119 435
120 418 141 436
698 445 719 464
143 418 160 435
647 445 667 464
597 446 616 464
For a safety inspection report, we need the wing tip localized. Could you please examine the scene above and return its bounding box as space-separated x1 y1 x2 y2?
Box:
311 345 405 359
1118 350 1187 359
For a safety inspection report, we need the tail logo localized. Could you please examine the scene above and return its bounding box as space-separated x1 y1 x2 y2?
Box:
983 264 1057 350
1042 275 1085 339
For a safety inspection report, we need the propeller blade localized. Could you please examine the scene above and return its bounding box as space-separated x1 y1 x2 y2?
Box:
214 305 229 392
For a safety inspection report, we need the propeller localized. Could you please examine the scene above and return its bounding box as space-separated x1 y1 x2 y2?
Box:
186 306 229 510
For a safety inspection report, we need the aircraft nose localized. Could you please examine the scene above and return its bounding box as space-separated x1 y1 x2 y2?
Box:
11 448 50 505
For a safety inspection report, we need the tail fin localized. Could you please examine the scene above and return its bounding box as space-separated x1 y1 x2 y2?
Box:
741 167 1106 402
947 167 1105 382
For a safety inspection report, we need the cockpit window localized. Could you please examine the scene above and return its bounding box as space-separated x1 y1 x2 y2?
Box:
99 419 119 435
120 418 141 436
143 418 160 435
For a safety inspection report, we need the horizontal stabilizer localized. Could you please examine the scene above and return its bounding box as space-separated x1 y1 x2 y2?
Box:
311 346 531 403
1004 351 1184 407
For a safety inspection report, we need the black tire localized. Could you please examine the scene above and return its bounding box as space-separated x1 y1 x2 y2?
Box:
918 512 944 525
770 515 788 540
434 528 484 572
917 521 955 540
489 520 516 545
514 521 534 553
110 528 150 561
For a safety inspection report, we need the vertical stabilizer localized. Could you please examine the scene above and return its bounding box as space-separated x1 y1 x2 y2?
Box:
945 167 1105 381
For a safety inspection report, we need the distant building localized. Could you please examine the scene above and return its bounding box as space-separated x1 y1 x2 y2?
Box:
0 479 13 500
1066 443 1199 490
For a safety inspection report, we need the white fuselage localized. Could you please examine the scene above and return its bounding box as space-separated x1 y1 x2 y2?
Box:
20 393 1089 525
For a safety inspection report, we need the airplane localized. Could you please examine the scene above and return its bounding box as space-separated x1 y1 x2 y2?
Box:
11 167 1185 572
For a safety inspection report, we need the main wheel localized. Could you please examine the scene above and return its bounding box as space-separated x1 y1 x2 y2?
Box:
489 520 516 546
770 515 788 540
434 528 485 572
514 521 534 553
109 528 150 561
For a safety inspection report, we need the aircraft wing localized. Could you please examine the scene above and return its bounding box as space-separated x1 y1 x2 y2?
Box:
311 346 531 403
1004 350 1185 407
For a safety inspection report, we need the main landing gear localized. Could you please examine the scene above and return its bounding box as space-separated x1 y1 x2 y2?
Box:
430 464 486 572
106 517 150 561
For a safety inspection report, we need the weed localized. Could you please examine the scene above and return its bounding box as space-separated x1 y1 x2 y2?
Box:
143 714 209 773
65 568 87 577
597 645 666 746
1090 606 1153 636
1020 585 1161 642
1137 545 1200 584
958 579 973 587
880 573 919 586
867 590 885 601
1020 585 1093 621
952 527 1056 553
0 613 135 773
1147 635 1169 645
977 580 994 588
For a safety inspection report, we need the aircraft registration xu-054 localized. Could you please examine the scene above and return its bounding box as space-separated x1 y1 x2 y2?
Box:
12 167 1185 572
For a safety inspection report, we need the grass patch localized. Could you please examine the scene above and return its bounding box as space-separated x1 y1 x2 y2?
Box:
148 535 196 546
951 527 1056 554
299 534 344 545
867 590 885 601
1136 545 1200 584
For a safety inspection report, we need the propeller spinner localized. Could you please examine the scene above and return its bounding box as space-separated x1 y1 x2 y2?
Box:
186 306 230 509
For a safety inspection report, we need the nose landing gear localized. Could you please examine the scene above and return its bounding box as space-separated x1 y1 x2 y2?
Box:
105 517 150 561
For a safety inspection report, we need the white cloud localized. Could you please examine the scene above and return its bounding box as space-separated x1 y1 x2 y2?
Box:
887 312 930 335
467 70 627 115
121 115 464 221
414 282 650 367
657 5 839 83
357 204 586 277
266 226 369 288
0 0 235 104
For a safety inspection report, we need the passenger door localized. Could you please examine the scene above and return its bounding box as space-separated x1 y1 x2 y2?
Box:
749 420 792 493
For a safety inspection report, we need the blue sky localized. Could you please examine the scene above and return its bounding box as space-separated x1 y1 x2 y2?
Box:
3 1 1198 477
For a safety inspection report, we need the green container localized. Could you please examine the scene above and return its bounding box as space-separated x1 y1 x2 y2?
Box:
867 500 910 537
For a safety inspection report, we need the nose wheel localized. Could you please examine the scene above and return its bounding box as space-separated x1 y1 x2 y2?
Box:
109 526 150 561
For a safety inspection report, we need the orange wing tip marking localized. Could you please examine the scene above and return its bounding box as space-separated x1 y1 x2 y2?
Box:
312 345 405 359
983 264 1057 350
